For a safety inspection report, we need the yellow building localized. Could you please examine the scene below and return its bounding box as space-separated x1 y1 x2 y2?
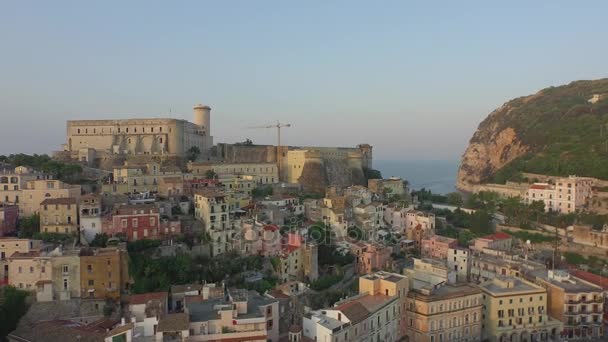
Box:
80 247 130 300
479 276 562 342
194 189 249 256
303 271 405 342
0 166 51 206
7 251 52 298
406 283 483 342
102 162 184 194
359 271 409 340
188 161 279 185
21 179 81 216
0 238 43 284
40 197 78 234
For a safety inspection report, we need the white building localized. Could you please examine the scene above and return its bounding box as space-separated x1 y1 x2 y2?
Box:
525 176 593 213
447 247 470 282
79 194 102 243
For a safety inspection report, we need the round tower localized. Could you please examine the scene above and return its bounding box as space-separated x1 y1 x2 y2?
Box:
193 104 211 134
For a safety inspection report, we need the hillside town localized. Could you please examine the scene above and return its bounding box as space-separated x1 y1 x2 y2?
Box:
2 106 608 342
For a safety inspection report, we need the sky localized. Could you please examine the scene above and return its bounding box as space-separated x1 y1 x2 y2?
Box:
0 1 607 160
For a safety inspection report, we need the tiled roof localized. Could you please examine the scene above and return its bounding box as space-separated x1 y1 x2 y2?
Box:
481 232 511 241
334 301 370 324
40 197 77 205
128 291 168 305
157 313 189 332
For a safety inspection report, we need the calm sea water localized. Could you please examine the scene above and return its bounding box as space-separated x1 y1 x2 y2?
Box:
374 160 459 195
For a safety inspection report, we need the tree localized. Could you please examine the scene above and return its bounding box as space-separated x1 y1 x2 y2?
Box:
235 139 254 146
186 146 201 162
204 170 217 179
0 286 29 338
363 167 382 180
446 192 463 206
529 200 546 224
90 233 109 248
17 214 40 238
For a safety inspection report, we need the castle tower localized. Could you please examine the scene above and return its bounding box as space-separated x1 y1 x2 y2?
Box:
193 104 211 135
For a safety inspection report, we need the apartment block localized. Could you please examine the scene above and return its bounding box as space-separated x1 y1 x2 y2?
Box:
524 176 594 213
421 235 458 260
0 203 18 236
479 276 562 342
0 238 43 285
21 179 81 216
79 247 130 300
405 283 483 342
529 269 604 339
40 197 78 234
186 289 279 342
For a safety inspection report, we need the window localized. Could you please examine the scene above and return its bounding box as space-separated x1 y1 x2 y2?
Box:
63 278 68 290
132 218 138 228
88 279 94 286
63 265 69 273
87 264 92 273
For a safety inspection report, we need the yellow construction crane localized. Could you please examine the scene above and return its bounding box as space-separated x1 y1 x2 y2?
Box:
249 121 291 176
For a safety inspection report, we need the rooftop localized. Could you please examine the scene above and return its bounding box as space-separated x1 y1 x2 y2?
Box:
40 197 78 205
127 291 168 305
531 269 603 293
157 313 189 332
408 283 481 302
479 276 544 295
480 232 511 241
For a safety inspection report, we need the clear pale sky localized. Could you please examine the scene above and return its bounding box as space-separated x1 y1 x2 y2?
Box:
1 1 606 160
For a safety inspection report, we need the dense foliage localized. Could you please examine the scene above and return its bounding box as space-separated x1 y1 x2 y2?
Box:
0 153 83 183
484 79 608 183
0 286 29 340
128 241 266 294
362 167 383 180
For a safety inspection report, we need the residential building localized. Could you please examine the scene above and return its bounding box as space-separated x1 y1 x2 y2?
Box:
278 233 318 283
8 318 124 342
351 242 393 275
447 247 470 282
0 166 50 209
421 235 458 260
183 178 221 196
359 271 409 339
405 258 456 290
529 269 604 339
157 176 184 198
401 211 436 248
188 161 279 185
0 238 42 285
471 232 512 252
40 197 78 234
126 292 169 338
79 194 103 243
79 247 130 300
102 162 184 194
20 179 81 216
353 202 385 237
303 273 403 342
7 251 53 301
405 283 483 342
156 313 190 341
50 248 81 300
171 284 204 312
0 203 18 236
186 289 279 342
470 250 546 283
524 176 594 213
479 276 562 342
571 224 608 249
194 189 248 256
368 177 407 198
103 203 180 241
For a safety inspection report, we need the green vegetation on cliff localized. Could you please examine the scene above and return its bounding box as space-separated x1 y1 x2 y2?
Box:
488 79 608 182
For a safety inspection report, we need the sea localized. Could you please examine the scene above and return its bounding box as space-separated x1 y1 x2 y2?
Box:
374 160 459 195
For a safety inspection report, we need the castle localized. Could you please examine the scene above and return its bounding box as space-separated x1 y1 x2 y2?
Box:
58 104 213 164
57 103 373 191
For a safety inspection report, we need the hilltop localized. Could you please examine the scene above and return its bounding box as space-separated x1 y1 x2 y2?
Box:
457 78 608 191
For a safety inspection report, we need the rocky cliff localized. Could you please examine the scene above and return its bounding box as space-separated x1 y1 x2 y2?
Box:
457 79 608 192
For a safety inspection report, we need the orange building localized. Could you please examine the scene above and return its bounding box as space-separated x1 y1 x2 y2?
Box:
79 247 130 300
351 242 392 275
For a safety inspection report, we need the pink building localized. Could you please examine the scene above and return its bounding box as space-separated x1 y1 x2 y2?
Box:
421 235 458 260
0 204 18 236
471 232 512 252
351 242 392 275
